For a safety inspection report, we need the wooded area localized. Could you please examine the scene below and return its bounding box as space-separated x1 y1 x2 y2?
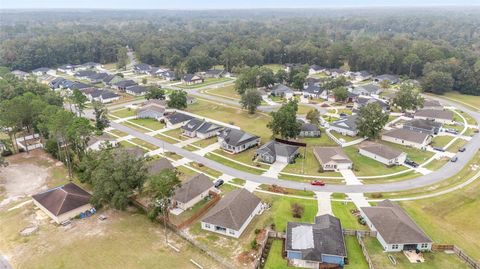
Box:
1 8 480 95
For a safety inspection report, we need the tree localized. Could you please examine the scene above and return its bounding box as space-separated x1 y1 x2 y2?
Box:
421 71 454 94
379 79 391 90
145 169 181 242
145 87 165 100
117 47 128 70
275 69 288 84
393 84 424 112
0 155 8 169
333 87 348 102
291 71 307 90
71 89 88 117
291 203 304 218
47 110 75 177
93 101 110 132
267 100 301 139
323 76 349 92
356 103 389 139
142 77 148 85
306 109 320 125
167 90 188 109
81 148 148 210
240 89 262 114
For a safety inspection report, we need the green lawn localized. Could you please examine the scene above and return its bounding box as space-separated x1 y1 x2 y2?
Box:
161 128 187 141
186 100 272 140
278 173 343 184
264 240 289 269
129 138 158 151
107 129 128 138
154 134 180 144
257 185 315 198
213 148 270 170
189 162 222 178
330 131 361 142
457 110 477 125
443 123 464 132
230 178 246 186
192 137 218 148
439 91 480 112
364 237 470 269
431 135 455 148
362 171 420 184
205 84 240 100
344 236 369 269
446 138 468 152
344 146 408 176
423 157 449 171
178 77 233 89
110 108 136 118
297 105 315 115
378 141 434 164
331 202 368 230
205 153 265 175
128 118 165 131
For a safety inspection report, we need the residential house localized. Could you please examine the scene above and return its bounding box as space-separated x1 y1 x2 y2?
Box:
103 74 123 86
87 72 109 84
270 84 295 99
313 147 353 171
113 80 137 91
305 77 321 86
80 62 101 70
32 67 55 76
284 63 304 73
57 64 76 74
126 85 148 96
164 112 194 128
327 68 346 78
414 109 454 124
329 115 358 137
83 88 120 104
147 158 175 175
11 70 29 80
361 200 433 252
172 173 216 211
74 70 97 80
354 97 389 111
32 183 92 224
308 65 325 75
203 69 228 78
137 101 167 121
303 84 326 99
201 189 262 238
349 70 371 82
159 70 176 81
358 142 407 166
382 129 432 150
256 140 300 164
133 63 152 74
299 121 321 138
217 128 260 154
373 74 400 85
182 74 204 85
181 118 223 139
403 119 442 135
422 99 443 110
286 214 347 269
38 74 57 85
350 84 380 96
86 134 118 151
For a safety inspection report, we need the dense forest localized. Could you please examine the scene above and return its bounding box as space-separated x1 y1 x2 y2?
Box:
1 8 480 95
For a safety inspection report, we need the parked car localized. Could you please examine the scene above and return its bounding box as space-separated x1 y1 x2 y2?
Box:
405 159 419 168
339 113 348 117
445 128 459 135
451 156 458 162
214 179 224 188
311 180 325 186
458 147 466 152
433 146 445 152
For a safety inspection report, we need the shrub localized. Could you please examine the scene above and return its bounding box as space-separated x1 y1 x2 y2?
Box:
251 239 258 250
291 203 304 218
1 149 13 157
255 228 261 235
371 193 383 199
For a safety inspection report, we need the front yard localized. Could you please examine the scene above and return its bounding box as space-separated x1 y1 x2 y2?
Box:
128 118 165 131
431 135 454 148
378 141 434 164
343 145 408 176
205 84 240 100
110 108 136 118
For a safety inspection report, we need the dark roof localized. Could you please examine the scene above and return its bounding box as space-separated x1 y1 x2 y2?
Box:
148 158 174 175
359 142 404 160
351 84 380 95
196 121 222 134
423 99 442 108
383 128 430 144
330 115 358 132
218 128 259 147
309 65 324 71
303 84 324 95
256 140 300 158
88 72 109 80
271 84 294 94
362 200 432 244
373 74 400 84
126 85 148 94
286 214 347 261
205 69 225 76
70 81 90 90
173 173 214 203
300 122 320 132
114 80 137 88
305 77 321 85
50 77 66 88
75 70 97 77
414 109 453 121
32 67 51 73
329 68 345 74
182 118 204 132
100 91 120 99
183 74 203 82
32 183 91 216
165 112 194 125
356 97 389 110
133 63 152 71
313 147 352 165
202 189 261 230
404 119 442 130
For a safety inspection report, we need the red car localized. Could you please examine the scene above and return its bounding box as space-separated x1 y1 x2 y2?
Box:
311 180 325 186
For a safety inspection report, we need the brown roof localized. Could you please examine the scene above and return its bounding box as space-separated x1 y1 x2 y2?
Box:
361 200 432 244
359 142 404 160
32 183 91 216
415 109 453 121
202 189 261 230
138 103 166 114
313 147 352 165
148 158 174 175
422 99 442 108
173 173 214 204
382 129 430 144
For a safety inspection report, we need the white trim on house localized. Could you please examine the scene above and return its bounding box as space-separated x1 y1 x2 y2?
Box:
358 148 407 166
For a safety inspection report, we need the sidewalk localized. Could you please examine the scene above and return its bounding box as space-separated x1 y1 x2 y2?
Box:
262 162 288 178
315 192 333 216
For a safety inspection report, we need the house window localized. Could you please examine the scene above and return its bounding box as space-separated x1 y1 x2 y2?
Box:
205 223 210 228
392 244 399 250
421 243 428 248
229 230 235 235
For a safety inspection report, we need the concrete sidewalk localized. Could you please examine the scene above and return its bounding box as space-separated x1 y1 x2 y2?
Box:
174 137 201 148
340 169 363 185
315 192 333 216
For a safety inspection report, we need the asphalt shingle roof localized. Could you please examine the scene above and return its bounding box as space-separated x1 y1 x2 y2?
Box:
32 183 91 216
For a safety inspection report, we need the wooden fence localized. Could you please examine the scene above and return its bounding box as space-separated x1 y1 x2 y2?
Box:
356 233 375 269
177 193 220 229
453 246 480 269
432 244 454 251
343 229 376 238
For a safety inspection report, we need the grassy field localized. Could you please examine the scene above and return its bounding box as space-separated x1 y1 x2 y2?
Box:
457 110 478 125
107 129 128 138
344 236 369 269
205 153 265 175
213 148 270 170
161 128 187 140
129 138 158 151
128 118 165 131
343 146 408 176
362 171 420 184
110 108 136 118
331 202 368 230
364 237 470 269
439 91 480 112
192 137 218 148
446 138 468 152
205 84 240 100
186 100 272 140
423 157 449 171
178 77 233 89
154 133 182 144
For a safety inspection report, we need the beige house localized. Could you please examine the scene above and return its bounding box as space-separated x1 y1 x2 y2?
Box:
382 129 432 150
313 147 353 171
172 173 215 211
32 183 92 224
414 109 454 124
358 142 407 166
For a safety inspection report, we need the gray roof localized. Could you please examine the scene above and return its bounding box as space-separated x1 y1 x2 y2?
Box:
182 118 204 132
362 200 432 244
202 189 261 230
359 142 404 160
138 103 165 115
414 109 453 121
205 69 225 76
133 63 152 71
300 122 320 132
309 65 324 71
404 119 442 131
373 74 400 84
303 85 324 95
256 140 300 158
383 128 430 144
75 70 97 77
351 84 380 95
183 74 203 82
87 134 115 147
271 84 294 94
148 158 174 175
218 128 259 147
165 112 194 125
197 122 222 134
127 85 148 94
286 214 347 261
32 67 51 73
114 80 137 88
356 97 389 110
330 115 358 132
313 147 352 165
173 173 214 204
422 99 442 108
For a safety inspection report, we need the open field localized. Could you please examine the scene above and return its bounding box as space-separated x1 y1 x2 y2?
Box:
364 237 470 269
344 146 408 176
439 91 480 112
129 138 158 151
110 108 136 118
205 84 240 100
263 64 284 73
128 118 165 130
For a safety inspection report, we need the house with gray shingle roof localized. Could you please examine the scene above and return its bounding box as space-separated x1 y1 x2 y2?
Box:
256 140 300 164
164 112 194 128
358 142 406 166
313 147 352 171
303 84 326 99
137 102 166 121
270 84 294 98
201 189 262 238
381 129 432 150
361 200 432 252
299 121 321 138
286 214 347 268
414 109 454 124
172 173 215 211
182 74 204 85
403 119 442 135
148 158 174 175
373 74 400 85
350 83 380 96
329 115 359 137
181 118 223 139
217 128 260 154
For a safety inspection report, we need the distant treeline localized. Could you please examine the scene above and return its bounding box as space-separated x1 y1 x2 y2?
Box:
1 9 480 95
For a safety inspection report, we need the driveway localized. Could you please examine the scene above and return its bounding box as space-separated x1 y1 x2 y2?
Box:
261 161 288 179
315 192 333 216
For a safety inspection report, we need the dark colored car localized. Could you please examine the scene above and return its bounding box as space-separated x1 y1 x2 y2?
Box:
445 129 459 135
433 147 445 152
405 159 419 168
458 147 466 152
339 113 348 117
451 156 458 162
311 180 325 186
214 179 224 188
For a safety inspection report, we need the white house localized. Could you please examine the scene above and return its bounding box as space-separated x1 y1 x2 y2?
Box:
382 129 432 150
137 101 167 121
86 135 118 151
361 200 433 252
358 142 407 166
201 189 262 238
171 173 215 211
313 147 353 171
32 67 56 76
181 118 223 139
217 128 260 154
329 115 358 137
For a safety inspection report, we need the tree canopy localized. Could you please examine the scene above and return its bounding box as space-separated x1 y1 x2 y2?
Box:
356 103 389 139
267 100 301 139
